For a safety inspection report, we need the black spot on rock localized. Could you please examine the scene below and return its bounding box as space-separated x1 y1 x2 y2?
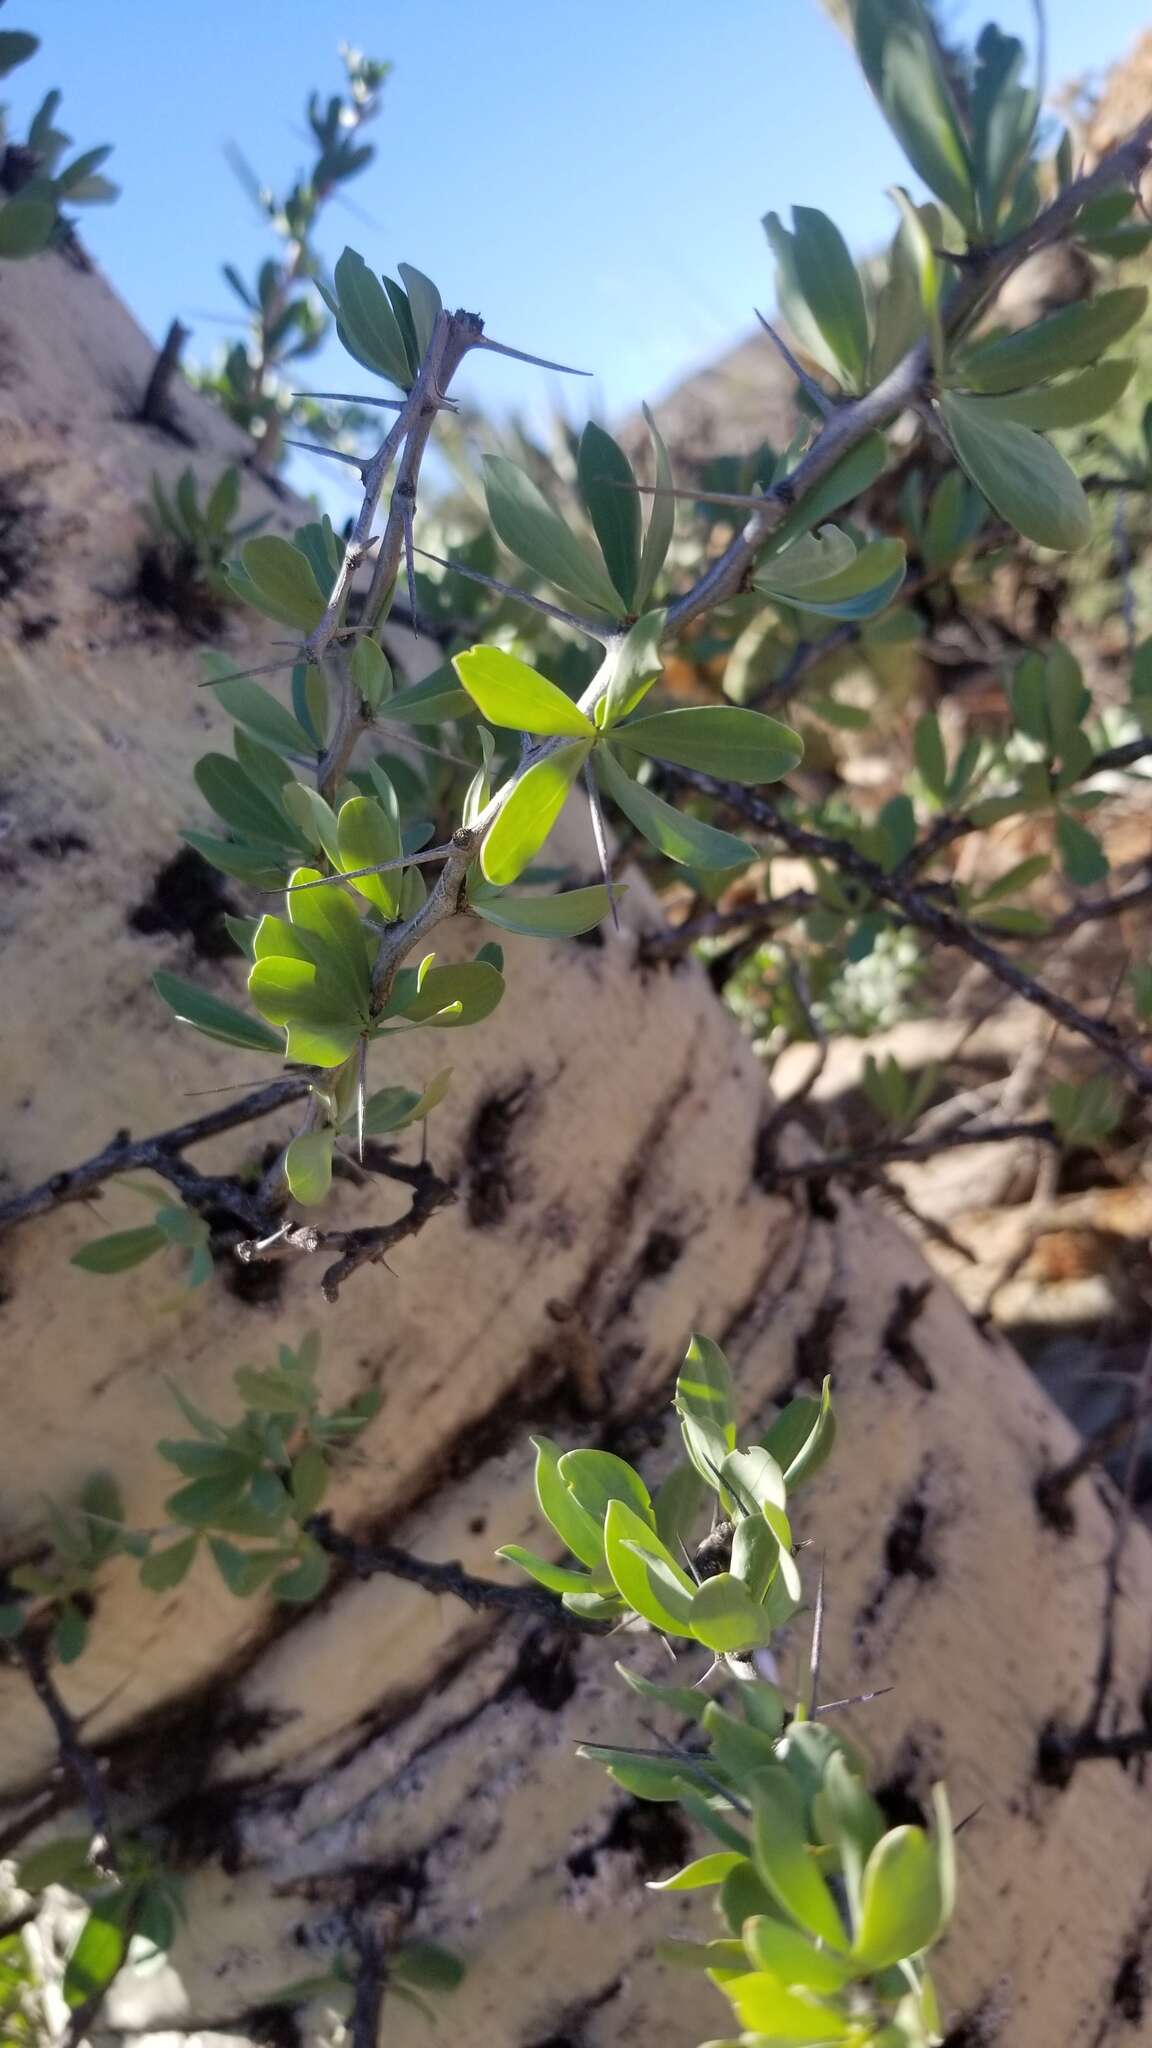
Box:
885 1497 936 1582
464 1075 532 1227
502 1630 579 1713
567 1796 690 1883
1113 1947 1146 2025
28 829 90 861
129 847 238 960
134 542 228 639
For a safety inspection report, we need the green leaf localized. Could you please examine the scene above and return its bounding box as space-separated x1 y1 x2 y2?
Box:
17 1838 94 1894
208 674 316 757
153 970 285 1054
272 1540 331 1603
233 536 327 632
603 1499 696 1632
0 1603 25 1639
396 263 443 359
578 421 641 609
337 794 402 918
853 1825 944 1969
495 1545 596 1596
1055 811 1108 887
620 706 802 785
0 31 40 77
789 207 870 391
331 248 412 387
531 1435 606 1570
468 880 613 939
724 1972 851 2041
742 1917 855 1994
689 1573 773 1654
181 830 287 891
71 1226 167 1275
814 1751 886 1928
635 406 676 611
559 1447 653 1526
763 433 888 557
389 960 504 1030
1047 1075 1121 1147
286 869 373 1012
595 745 753 872
480 742 591 886
720 1446 786 1514
597 607 667 729
193 753 297 845
888 188 943 375
281 784 342 866
209 1539 291 1598
752 1766 846 1947
285 1131 334 1207
63 1906 127 2009
0 197 55 258
649 1853 745 1893
247 955 364 1067
675 1333 736 1441
854 0 976 228
453 646 595 737
384 663 476 723
963 358 1135 430
54 1606 88 1664
758 538 907 621
939 393 1091 551
914 713 948 802
482 454 622 616
652 1461 707 1557
954 288 1148 394
350 636 393 711
139 1534 199 1592
765 1379 836 1491
391 1940 464 1993
730 1516 783 1604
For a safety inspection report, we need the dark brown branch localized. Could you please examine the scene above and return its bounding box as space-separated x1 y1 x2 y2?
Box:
761 1118 1057 1186
1037 1381 1152 1528
17 1636 117 1879
673 772 1152 1096
315 1166 457 1302
309 1516 597 1625
0 1078 309 1234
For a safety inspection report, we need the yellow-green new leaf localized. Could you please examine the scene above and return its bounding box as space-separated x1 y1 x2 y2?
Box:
454 646 595 737
853 1825 945 1970
939 394 1091 551
337 795 402 919
724 1972 851 2042
481 742 591 885
285 1131 334 1207
752 1766 846 1949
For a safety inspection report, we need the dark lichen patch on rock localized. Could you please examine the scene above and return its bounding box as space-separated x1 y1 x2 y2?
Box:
129 846 238 960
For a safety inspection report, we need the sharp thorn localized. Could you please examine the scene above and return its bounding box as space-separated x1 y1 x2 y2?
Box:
283 437 368 474
473 334 593 376
753 309 836 417
291 389 407 410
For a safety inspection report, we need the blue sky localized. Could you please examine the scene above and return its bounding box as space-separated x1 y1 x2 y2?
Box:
11 0 1150 495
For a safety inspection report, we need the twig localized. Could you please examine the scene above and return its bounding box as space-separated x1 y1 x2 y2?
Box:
1037 1380 1152 1526
758 1119 1056 1187
17 1636 117 1879
309 1516 597 1624
350 1924 387 2048
0 1079 310 1234
672 773 1152 1096
314 1165 457 1301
